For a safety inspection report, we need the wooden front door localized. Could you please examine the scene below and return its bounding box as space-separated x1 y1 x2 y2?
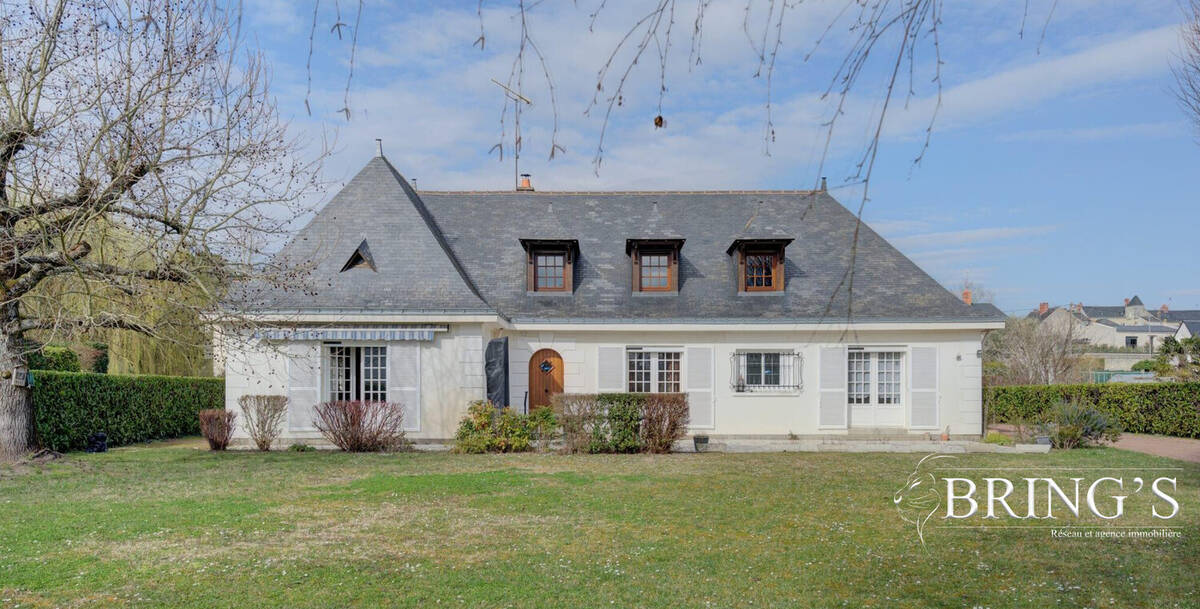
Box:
528 349 564 410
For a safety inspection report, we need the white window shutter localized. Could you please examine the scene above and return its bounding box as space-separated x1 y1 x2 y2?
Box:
388 343 422 432
818 346 847 428
909 346 938 429
285 342 321 431
597 346 624 392
685 346 714 429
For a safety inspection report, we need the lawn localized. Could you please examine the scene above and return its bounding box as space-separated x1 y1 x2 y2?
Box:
1 441 1196 608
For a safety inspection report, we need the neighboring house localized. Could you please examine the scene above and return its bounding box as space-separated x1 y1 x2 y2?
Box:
222 151 1005 446
1177 320 1200 341
1032 296 1186 352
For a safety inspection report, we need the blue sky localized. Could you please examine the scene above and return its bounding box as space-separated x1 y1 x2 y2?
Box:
241 0 1200 315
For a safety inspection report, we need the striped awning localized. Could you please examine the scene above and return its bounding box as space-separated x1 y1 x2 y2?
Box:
253 326 445 341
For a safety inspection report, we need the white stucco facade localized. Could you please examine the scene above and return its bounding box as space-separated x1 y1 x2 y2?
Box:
224 318 997 446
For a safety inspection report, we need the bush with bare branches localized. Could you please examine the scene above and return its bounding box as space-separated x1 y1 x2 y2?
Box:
640 394 690 454
198 409 237 451
238 395 288 451
312 401 408 452
551 394 603 454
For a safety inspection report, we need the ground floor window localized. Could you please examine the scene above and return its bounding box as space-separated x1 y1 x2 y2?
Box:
325 345 387 402
732 351 802 392
626 348 682 393
848 350 903 405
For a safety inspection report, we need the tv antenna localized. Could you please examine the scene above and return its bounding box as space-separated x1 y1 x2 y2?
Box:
491 79 532 190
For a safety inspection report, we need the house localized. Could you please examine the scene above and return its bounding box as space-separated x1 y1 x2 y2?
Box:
1177 320 1200 341
1032 296 1182 352
221 150 1005 446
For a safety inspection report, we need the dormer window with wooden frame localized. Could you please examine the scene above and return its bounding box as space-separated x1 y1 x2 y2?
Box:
520 239 578 293
627 239 684 293
727 238 792 293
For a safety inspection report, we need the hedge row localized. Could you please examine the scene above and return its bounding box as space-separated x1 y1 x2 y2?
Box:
32 370 225 452
985 382 1200 439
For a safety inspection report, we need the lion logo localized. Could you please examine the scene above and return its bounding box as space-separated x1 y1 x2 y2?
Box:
893 454 955 548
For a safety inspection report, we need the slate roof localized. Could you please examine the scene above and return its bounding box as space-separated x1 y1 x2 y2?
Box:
1081 305 1126 319
1180 320 1200 335
1162 310 1200 322
237 157 491 313
1112 324 1176 333
1128 295 1144 306
242 156 1005 324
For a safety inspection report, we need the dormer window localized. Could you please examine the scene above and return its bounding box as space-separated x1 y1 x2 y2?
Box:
521 239 578 293
627 239 684 293
339 239 377 272
727 239 792 293
535 253 566 290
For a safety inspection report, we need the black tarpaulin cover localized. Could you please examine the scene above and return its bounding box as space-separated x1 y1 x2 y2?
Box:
485 337 510 408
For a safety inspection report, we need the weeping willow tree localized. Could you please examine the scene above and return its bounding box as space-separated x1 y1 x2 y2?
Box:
0 1 322 458
24 220 214 377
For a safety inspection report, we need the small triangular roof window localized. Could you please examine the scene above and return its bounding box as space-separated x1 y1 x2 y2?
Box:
340 239 377 272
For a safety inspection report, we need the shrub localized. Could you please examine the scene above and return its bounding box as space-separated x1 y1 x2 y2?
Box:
552 393 690 454
312 401 408 452
32 371 224 452
553 394 603 454
528 407 559 452
288 443 314 452
597 394 642 454
985 382 1200 438
639 394 690 453
1046 399 1121 449
198 409 237 450
239 395 288 451
982 431 1014 446
452 401 536 453
27 346 81 372
87 342 109 373
1131 359 1158 372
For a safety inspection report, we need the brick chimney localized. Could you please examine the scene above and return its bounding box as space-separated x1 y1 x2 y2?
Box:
1161 304 1169 314
961 288 973 305
1038 302 1049 315
1124 298 1130 306
517 173 534 192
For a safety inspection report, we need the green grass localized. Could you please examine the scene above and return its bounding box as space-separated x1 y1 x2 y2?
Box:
1 440 1197 608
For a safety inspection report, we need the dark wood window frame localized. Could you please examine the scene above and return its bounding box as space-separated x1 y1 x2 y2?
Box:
521 239 578 293
627 239 684 293
726 238 792 293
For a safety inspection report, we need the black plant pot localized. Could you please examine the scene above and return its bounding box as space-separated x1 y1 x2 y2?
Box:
693 435 709 453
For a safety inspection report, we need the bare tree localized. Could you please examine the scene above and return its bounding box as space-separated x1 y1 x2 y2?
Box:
0 0 322 458
984 317 1084 386
1175 0 1200 135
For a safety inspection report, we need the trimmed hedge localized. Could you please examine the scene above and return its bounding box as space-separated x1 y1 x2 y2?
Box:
27 346 82 372
553 393 690 453
32 371 225 452
985 383 1200 439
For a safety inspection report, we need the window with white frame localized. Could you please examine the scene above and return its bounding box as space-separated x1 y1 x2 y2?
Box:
325 345 388 402
731 351 802 392
626 348 682 393
847 350 903 406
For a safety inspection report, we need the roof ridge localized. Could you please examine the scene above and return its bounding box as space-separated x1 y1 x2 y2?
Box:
417 189 820 194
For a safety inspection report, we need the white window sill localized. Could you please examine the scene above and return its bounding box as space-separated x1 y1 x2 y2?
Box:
731 389 802 397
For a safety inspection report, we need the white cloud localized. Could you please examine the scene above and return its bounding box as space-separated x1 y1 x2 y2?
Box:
996 120 1187 142
889 225 1057 250
272 4 1183 198
883 25 1180 137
